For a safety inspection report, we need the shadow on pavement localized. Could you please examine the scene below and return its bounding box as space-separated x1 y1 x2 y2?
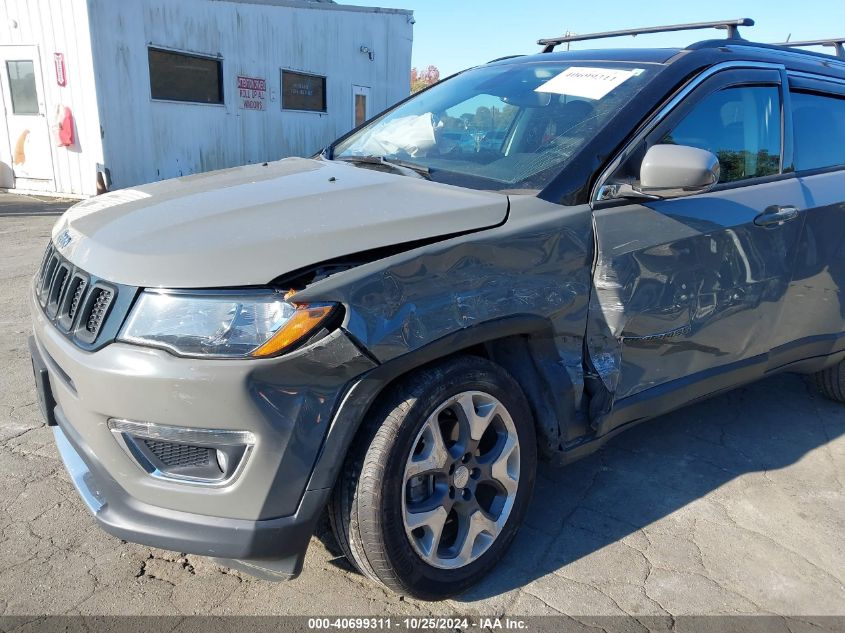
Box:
458 372 843 600
315 372 843 600
0 193 75 216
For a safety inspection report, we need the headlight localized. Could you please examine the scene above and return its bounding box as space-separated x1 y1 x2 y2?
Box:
118 290 335 358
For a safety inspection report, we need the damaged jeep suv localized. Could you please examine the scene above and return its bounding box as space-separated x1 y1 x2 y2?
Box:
29 19 845 599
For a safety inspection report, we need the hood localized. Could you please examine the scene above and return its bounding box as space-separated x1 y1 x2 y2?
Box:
53 158 508 288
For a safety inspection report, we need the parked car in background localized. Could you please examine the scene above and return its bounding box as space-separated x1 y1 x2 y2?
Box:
30 19 845 599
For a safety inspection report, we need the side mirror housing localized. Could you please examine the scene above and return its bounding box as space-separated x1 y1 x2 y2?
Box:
639 144 720 197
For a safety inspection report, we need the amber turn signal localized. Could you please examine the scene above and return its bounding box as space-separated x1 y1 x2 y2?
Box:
250 304 335 358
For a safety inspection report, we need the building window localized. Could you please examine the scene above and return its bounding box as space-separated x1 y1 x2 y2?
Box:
281 70 327 112
6 60 39 114
148 48 223 104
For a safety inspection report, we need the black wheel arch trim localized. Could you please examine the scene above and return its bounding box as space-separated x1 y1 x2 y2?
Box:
305 314 565 492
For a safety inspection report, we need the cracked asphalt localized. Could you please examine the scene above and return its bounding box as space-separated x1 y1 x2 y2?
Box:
1 211 844 621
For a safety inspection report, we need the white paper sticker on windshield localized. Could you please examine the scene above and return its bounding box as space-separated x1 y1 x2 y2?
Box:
535 67 636 100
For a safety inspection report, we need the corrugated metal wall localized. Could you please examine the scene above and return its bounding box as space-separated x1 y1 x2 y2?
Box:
0 0 104 196
87 0 414 189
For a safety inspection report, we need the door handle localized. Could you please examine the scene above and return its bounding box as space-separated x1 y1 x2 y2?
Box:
754 205 799 227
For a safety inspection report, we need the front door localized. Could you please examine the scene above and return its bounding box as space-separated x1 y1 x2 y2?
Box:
0 45 54 188
587 67 805 431
352 85 371 129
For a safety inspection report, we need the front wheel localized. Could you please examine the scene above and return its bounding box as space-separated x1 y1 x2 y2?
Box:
810 359 845 402
329 356 536 600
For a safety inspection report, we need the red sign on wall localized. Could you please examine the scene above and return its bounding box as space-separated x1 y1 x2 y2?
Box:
54 53 66 87
237 75 266 111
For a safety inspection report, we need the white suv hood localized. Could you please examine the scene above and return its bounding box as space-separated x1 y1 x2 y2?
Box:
52 158 508 288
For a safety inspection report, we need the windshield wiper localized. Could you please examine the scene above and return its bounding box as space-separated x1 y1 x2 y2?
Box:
335 155 432 180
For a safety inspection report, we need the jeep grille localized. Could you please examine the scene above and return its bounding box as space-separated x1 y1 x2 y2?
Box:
35 244 122 348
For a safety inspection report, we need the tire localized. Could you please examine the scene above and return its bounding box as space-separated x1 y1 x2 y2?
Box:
329 355 537 600
810 360 845 402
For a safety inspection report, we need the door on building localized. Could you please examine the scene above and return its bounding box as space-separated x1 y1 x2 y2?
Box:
352 85 371 129
0 46 54 189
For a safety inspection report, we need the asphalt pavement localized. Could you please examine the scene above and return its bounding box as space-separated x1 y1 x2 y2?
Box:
0 193 75 217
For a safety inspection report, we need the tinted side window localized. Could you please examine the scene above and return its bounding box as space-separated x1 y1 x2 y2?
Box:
660 86 781 183
281 70 327 112
791 90 845 171
148 48 223 104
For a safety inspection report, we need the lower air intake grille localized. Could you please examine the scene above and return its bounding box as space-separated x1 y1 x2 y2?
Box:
143 439 212 468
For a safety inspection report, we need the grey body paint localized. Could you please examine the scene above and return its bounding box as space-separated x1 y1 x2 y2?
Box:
586 178 807 432
295 195 595 452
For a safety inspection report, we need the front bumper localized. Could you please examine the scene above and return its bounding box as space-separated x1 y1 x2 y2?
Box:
50 408 328 578
30 280 377 578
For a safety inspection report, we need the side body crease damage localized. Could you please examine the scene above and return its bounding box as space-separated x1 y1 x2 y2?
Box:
295 195 596 457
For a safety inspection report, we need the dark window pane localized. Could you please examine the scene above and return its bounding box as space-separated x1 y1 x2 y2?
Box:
661 86 781 183
6 60 38 114
792 90 845 171
282 71 326 112
148 48 223 104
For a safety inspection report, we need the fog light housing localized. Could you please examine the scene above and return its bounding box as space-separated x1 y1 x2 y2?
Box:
107 419 255 486
215 449 228 474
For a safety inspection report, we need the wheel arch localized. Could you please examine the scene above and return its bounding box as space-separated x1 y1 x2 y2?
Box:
305 315 586 494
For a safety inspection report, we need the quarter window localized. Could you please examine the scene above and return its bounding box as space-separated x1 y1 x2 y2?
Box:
148 48 223 104
660 85 781 183
791 90 845 171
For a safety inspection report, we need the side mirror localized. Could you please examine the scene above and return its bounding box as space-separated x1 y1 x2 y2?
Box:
639 144 720 197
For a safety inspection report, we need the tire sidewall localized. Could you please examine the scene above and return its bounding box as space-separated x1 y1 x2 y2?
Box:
377 361 537 598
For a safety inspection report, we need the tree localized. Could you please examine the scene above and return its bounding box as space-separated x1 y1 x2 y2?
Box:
410 65 441 93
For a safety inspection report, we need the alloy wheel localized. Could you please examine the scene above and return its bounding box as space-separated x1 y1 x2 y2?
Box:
401 390 520 569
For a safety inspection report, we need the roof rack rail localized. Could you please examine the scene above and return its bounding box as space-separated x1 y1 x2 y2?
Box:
538 18 754 53
772 38 845 59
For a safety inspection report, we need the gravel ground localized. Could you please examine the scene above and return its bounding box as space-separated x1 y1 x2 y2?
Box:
1 211 843 625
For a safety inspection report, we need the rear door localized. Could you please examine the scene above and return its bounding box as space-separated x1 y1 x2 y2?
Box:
773 73 845 368
587 67 806 430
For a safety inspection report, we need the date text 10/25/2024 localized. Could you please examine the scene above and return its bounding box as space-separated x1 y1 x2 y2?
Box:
307 617 528 630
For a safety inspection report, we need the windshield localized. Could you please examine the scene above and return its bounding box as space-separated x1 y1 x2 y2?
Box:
332 61 660 192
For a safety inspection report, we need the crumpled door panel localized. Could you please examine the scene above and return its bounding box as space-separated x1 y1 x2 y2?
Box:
588 179 805 424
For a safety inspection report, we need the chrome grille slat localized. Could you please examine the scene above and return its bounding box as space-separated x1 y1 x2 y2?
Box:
35 245 53 294
38 255 60 306
46 264 71 319
57 274 89 332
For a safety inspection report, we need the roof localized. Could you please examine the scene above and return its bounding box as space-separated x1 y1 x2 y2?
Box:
486 39 845 79
490 48 683 67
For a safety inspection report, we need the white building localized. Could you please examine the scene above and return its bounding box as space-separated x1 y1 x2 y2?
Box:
0 0 414 197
